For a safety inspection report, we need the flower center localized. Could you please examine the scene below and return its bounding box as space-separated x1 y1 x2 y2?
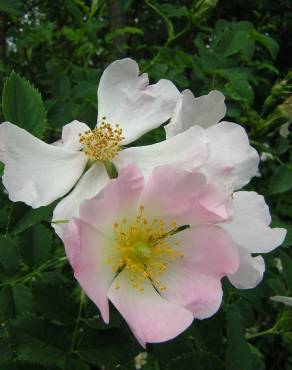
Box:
108 205 183 292
79 117 124 161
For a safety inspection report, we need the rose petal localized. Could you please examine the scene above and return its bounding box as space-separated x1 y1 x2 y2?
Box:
108 271 194 344
52 162 109 238
165 89 226 138
228 247 265 289
222 191 287 253
63 218 116 323
0 122 87 207
97 58 179 145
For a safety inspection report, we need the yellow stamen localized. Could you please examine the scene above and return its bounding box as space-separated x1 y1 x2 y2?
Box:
108 205 183 292
79 119 124 161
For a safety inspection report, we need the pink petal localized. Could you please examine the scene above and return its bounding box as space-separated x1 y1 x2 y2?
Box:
63 218 116 323
170 226 239 276
159 266 223 319
156 226 238 318
108 271 194 344
140 165 230 226
79 164 145 234
52 162 109 239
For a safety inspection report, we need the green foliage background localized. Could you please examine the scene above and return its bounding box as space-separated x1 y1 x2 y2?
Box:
0 0 292 369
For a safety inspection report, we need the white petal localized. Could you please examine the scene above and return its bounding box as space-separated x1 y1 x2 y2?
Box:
60 120 91 151
0 122 87 208
97 58 179 145
228 247 265 289
203 122 259 189
271 296 292 306
165 89 226 138
108 271 194 344
52 162 109 238
222 191 287 253
113 126 208 179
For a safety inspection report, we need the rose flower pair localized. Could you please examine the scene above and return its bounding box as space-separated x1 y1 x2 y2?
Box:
0 59 286 347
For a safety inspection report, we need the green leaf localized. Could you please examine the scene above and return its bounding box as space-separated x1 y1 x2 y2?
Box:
225 79 254 105
0 0 23 15
0 337 13 361
225 308 253 370
9 317 68 366
267 278 287 296
223 31 254 59
18 223 53 267
253 32 279 60
2 72 47 138
77 329 134 367
0 285 34 320
0 234 19 277
269 165 292 195
31 280 77 322
0 362 46 370
12 202 56 235
281 252 292 292
65 358 91 370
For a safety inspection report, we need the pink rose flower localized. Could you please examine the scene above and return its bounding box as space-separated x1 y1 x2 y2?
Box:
63 164 239 346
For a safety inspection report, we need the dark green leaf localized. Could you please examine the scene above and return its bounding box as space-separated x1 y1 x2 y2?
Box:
9 317 68 366
12 202 56 235
281 252 292 292
31 280 77 322
225 308 253 370
2 72 47 138
253 32 279 60
269 165 292 195
0 0 23 15
18 223 53 267
0 234 19 277
0 285 34 319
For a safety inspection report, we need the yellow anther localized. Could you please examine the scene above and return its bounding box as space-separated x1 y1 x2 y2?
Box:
79 121 124 161
111 205 182 292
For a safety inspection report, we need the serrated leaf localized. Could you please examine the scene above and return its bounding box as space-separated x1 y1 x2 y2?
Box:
77 329 134 367
0 285 34 320
0 0 23 15
18 223 53 267
9 317 68 366
2 72 47 138
31 280 77 322
226 308 253 370
12 202 56 235
269 165 292 195
0 234 19 277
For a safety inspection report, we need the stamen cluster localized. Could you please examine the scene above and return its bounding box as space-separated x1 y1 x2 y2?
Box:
79 118 124 161
108 205 183 292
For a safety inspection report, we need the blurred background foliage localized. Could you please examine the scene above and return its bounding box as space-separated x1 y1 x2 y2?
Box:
0 0 292 369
